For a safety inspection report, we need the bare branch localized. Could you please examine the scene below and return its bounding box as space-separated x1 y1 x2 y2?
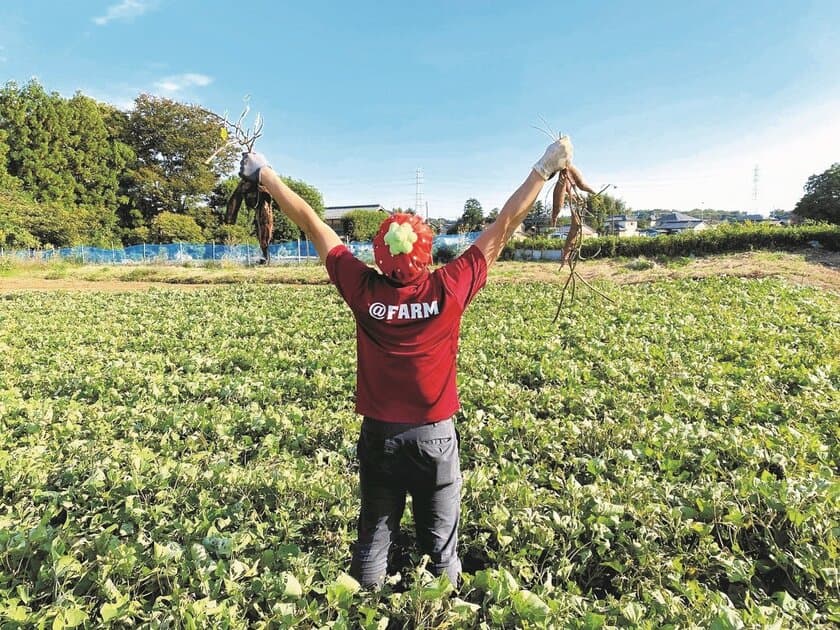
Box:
202 99 264 163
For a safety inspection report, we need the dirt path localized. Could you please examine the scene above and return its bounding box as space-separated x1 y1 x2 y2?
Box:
2 250 839 294
494 250 840 294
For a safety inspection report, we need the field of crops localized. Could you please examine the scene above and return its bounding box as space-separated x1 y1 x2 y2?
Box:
1 275 838 628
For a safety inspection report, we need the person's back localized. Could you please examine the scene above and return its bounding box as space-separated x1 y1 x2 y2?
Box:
238 134 575 587
326 242 487 423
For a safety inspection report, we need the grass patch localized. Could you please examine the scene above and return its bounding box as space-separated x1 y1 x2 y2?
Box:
624 257 657 271
661 256 693 268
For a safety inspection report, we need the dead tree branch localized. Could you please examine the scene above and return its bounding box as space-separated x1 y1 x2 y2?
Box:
203 99 264 164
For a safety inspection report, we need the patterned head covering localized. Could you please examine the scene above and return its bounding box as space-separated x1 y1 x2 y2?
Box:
373 213 434 283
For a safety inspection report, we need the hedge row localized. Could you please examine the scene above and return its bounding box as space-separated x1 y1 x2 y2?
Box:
505 223 840 259
341 209 388 242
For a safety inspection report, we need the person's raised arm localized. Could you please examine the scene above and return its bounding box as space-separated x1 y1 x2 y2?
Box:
473 137 574 268
240 152 342 263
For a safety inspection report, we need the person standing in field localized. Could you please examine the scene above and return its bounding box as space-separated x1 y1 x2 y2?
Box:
239 136 574 587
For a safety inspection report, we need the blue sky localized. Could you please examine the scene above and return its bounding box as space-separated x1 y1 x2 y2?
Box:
1 1 838 218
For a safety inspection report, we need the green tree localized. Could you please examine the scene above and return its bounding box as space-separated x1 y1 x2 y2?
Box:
125 94 237 221
588 193 629 233
794 163 840 224
273 175 325 241
0 80 76 204
0 187 38 247
65 93 133 211
123 226 151 245
0 81 134 244
0 127 14 188
212 224 254 245
0 185 98 248
150 211 205 243
342 209 387 241
99 103 144 236
524 200 549 230
457 198 484 233
0 82 129 209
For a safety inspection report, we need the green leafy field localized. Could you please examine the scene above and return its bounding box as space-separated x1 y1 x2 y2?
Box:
1 277 838 628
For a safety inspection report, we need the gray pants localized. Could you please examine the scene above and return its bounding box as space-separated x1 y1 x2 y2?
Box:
350 417 462 588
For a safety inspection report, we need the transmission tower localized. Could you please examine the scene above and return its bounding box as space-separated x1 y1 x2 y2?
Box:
415 168 424 217
752 164 759 212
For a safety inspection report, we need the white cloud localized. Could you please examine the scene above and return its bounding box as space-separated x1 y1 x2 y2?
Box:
93 0 156 26
154 73 213 93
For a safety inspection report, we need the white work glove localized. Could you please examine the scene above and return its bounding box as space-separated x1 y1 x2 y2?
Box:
533 136 573 180
239 151 271 184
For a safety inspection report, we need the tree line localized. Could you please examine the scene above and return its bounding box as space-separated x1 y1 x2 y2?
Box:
0 80 324 249
448 193 631 235
451 166 840 235
1 79 836 250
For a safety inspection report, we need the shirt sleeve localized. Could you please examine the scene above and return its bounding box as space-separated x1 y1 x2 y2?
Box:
436 244 488 310
326 245 371 310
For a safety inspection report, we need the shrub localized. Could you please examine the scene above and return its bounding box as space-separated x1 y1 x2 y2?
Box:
150 212 204 243
625 257 656 270
211 224 254 245
123 226 151 245
435 244 458 263
510 223 840 258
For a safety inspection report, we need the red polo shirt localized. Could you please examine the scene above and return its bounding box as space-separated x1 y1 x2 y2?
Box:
326 244 487 423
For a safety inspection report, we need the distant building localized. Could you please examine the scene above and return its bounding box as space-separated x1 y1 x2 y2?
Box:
549 224 598 239
324 204 387 236
510 223 529 241
654 212 707 234
603 214 638 237
731 213 783 226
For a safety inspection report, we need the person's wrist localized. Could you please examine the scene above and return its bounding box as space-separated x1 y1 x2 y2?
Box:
258 165 273 184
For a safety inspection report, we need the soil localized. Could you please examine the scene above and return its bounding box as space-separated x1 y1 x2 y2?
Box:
493 250 840 294
2 249 839 295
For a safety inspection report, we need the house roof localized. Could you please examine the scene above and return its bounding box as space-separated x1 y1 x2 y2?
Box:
657 222 702 230
324 204 386 220
656 211 702 224
606 214 636 222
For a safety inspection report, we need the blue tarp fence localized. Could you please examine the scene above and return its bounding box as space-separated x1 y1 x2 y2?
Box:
1 233 480 265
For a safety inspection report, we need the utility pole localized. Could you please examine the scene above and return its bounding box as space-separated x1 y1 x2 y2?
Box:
415 168 424 217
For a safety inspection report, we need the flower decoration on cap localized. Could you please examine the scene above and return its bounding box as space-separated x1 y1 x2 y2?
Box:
373 213 433 284
383 222 418 255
